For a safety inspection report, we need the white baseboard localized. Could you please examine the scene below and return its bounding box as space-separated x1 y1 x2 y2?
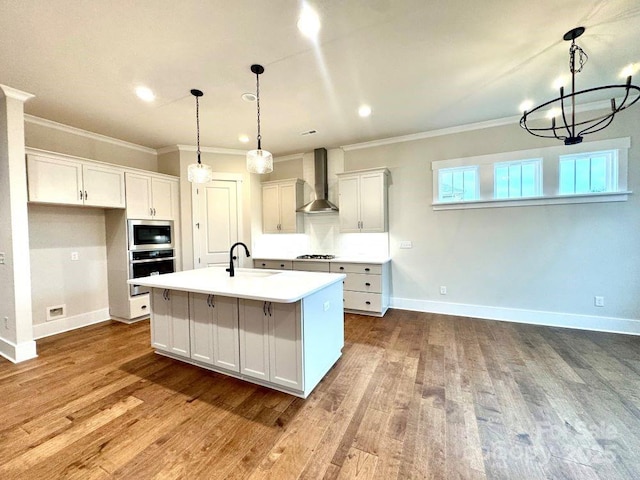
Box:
391 297 640 336
33 308 111 339
0 336 38 363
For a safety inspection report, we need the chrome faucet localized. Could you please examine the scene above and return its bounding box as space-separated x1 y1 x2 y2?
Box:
226 242 251 277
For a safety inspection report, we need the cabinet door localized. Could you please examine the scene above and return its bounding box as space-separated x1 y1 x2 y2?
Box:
212 296 240 372
359 172 386 232
125 173 153 219
168 290 190 356
189 293 215 364
278 183 298 233
82 163 125 208
151 289 171 351
151 177 175 220
238 299 270 381
268 302 303 390
27 155 83 205
338 176 361 233
262 184 280 233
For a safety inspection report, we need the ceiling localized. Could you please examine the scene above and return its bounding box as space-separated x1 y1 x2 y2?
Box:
1 0 639 156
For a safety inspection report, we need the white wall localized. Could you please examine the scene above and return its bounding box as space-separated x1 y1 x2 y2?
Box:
28 205 109 327
344 108 640 331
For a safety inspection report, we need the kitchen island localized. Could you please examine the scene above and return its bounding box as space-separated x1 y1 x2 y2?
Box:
129 267 345 398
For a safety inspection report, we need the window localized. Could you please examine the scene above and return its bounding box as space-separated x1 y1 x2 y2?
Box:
558 150 618 195
494 159 542 199
438 166 478 202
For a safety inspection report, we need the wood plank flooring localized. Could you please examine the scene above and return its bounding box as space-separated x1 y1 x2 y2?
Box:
1 310 640 479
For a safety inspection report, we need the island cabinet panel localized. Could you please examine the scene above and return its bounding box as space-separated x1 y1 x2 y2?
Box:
189 294 239 372
151 289 190 357
238 300 271 381
268 302 303 391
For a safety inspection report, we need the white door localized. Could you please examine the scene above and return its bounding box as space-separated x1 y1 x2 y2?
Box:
82 163 125 208
359 172 385 232
151 177 175 220
26 155 83 205
125 173 153 219
193 179 240 268
338 175 360 233
261 184 280 233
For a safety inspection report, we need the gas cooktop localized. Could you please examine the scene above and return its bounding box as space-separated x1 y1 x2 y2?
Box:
296 254 336 260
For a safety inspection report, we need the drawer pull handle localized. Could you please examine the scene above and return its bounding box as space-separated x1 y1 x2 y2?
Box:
141 305 147 309
262 263 266 267
365 268 370 272
280 264 285 267
365 282 371 286
339 266 344 270
366 301 371 305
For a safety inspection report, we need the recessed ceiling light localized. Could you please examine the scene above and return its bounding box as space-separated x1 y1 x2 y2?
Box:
358 105 372 117
519 100 534 113
135 86 155 102
238 134 250 143
241 92 257 102
297 5 321 39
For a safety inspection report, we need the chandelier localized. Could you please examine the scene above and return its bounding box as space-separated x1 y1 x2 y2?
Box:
520 27 640 145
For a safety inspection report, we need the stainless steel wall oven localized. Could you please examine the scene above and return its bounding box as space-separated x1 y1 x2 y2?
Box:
127 220 175 296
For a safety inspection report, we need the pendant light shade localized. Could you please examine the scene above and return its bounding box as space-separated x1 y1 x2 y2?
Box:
187 89 214 184
246 64 273 174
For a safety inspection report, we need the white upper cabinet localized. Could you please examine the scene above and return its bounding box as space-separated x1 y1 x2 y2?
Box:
261 178 304 233
27 153 125 208
337 168 389 233
125 172 178 220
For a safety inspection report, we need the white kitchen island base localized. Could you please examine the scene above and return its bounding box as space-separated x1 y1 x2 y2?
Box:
134 268 345 398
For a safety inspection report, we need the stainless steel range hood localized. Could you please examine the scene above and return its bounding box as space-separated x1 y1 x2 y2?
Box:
297 148 339 213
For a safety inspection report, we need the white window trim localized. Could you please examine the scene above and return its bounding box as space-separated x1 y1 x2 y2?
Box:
432 137 630 210
437 165 479 202
493 158 542 199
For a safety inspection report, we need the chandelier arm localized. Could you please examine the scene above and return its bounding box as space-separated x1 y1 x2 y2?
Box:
558 87 574 139
577 112 616 137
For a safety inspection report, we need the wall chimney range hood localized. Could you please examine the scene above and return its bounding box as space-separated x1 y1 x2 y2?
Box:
297 148 339 213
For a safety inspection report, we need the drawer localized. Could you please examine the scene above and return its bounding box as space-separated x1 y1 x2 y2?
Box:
129 293 150 318
343 273 381 293
331 262 382 275
343 291 382 313
292 261 331 272
254 259 293 270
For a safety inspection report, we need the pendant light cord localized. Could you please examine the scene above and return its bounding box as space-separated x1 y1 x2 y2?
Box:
195 94 201 164
256 71 262 150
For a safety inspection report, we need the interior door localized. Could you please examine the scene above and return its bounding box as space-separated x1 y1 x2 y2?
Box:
193 180 240 268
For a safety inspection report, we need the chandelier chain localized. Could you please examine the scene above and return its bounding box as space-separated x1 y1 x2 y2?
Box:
256 71 262 147
195 94 201 162
569 42 588 74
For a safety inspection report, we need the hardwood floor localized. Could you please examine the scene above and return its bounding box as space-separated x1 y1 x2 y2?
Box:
1 310 640 479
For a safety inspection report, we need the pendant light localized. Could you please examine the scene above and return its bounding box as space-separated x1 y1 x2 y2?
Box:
520 27 640 145
187 89 214 183
246 64 273 174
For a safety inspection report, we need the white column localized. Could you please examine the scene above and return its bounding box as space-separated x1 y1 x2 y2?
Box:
0 84 37 363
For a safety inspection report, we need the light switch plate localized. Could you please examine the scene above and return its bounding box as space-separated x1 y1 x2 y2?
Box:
399 241 413 249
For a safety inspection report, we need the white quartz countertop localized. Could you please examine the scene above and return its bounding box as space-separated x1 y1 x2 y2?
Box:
128 267 346 303
254 256 391 264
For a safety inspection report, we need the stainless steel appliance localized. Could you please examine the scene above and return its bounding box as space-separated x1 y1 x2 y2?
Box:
129 248 175 296
128 219 174 251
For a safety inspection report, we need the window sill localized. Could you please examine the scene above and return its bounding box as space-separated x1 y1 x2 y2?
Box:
432 191 632 210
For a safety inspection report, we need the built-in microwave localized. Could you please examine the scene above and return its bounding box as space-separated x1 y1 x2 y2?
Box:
128 219 174 251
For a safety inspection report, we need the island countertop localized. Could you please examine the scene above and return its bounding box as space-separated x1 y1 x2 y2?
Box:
128 267 346 303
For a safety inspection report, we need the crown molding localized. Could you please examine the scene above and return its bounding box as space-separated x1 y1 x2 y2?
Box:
341 98 616 152
274 152 305 162
157 144 247 156
24 114 157 155
0 84 35 102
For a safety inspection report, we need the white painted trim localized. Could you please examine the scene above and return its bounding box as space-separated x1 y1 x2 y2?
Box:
0 337 37 363
391 297 640 336
0 84 35 102
341 99 619 152
24 114 157 155
432 191 631 210
32 308 111 339
274 153 305 162
159 144 247 156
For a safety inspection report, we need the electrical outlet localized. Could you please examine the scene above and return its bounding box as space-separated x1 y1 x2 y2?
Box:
0 252 5 265
594 296 604 307
399 241 413 249
440 286 447 295
71 252 79 261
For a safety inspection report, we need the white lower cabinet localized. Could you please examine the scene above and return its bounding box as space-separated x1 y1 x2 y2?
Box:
151 289 305 394
239 300 303 391
189 293 239 372
151 289 190 357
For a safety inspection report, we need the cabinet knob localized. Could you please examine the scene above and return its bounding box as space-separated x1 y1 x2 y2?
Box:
262 263 266 267
280 264 285 268
366 301 371 305
339 267 344 270
365 268 370 272
365 282 371 286
141 305 147 309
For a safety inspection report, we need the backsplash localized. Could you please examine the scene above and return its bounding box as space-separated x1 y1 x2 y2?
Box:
253 213 389 258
